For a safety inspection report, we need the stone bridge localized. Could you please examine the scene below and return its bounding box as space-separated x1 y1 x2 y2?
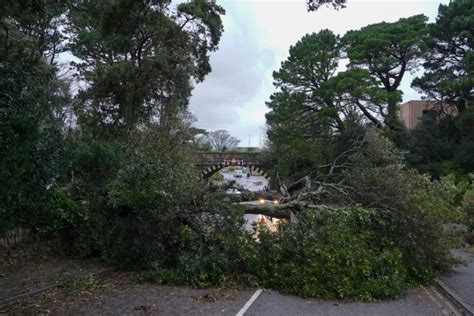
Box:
194 151 271 181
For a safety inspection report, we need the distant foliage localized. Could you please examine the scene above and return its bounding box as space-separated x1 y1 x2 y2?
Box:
201 130 240 152
307 0 347 11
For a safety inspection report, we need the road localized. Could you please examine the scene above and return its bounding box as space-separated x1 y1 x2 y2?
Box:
441 249 474 310
220 169 279 232
5 273 459 315
244 288 453 316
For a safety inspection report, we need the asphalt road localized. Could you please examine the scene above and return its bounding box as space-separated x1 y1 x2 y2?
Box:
244 288 454 316
6 276 457 316
441 249 474 309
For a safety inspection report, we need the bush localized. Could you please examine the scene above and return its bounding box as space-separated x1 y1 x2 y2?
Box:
344 129 457 282
461 189 474 244
52 136 125 256
123 186 258 286
36 187 88 236
166 203 257 287
254 207 408 301
105 153 200 268
104 150 257 278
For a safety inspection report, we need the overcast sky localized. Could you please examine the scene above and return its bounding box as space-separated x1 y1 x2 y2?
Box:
188 0 450 147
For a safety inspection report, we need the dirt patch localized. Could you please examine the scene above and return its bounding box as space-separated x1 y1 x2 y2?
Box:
4 272 255 315
0 242 108 303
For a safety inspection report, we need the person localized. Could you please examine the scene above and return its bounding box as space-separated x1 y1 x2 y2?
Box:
247 172 250 178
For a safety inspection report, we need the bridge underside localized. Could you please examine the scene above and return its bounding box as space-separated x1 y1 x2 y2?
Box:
197 162 271 182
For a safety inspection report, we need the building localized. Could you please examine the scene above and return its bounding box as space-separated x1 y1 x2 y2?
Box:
398 100 457 129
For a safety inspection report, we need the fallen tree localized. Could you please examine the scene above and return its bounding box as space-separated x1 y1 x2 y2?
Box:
221 138 362 219
245 129 458 300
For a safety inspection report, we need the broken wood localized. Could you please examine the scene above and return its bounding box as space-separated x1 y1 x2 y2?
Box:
240 200 334 220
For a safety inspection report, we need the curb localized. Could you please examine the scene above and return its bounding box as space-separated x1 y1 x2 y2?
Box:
435 279 474 316
0 267 115 308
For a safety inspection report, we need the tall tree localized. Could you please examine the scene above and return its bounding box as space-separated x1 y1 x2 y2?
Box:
0 1 68 234
343 15 428 130
205 130 239 152
412 0 473 114
405 0 474 176
267 30 343 134
68 0 225 139
266 30 343 180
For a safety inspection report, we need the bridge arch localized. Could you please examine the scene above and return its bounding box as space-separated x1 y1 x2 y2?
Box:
200 162 271 183
195 151 272 184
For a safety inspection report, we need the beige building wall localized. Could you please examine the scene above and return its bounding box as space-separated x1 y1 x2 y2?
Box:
398 100 457 129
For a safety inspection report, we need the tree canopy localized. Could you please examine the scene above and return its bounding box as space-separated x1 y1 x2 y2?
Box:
68 0 225 138
307 0 347 11
343 14 428 129
266 30 343 179
412 0 473 114
201 129 240 151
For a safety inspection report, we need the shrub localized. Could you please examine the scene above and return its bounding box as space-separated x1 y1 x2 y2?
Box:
120 184 257 286
344 129 457 282
461 189 474 244
254 207 408 301
36 187 88 237
105 153 200 268
168 203 257 287
53 136 125 256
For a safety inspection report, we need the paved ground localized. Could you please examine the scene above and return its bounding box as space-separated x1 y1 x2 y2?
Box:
246 288 453 316
441 249 474 309
3 273 255 315
3 271 459 315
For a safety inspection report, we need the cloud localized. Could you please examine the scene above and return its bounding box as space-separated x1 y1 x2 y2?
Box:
189 1 277 137
189 0 450 146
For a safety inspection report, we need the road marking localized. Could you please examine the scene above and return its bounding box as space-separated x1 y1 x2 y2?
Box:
236 289 263 316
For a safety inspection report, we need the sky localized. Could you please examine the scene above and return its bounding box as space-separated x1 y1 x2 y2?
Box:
188 0 450 147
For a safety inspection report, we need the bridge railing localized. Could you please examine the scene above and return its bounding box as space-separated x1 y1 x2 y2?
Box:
194 151 264 166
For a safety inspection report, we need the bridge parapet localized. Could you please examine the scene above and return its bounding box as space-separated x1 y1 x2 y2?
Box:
194 151 264 167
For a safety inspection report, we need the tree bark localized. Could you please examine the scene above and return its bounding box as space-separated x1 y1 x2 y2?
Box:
239 200 333 220
227 191 284 202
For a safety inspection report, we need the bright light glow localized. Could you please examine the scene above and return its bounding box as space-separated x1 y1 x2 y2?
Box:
259 199 265 204
273 200 279 204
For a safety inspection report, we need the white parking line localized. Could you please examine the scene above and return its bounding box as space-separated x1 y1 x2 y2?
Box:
236 289 263 316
